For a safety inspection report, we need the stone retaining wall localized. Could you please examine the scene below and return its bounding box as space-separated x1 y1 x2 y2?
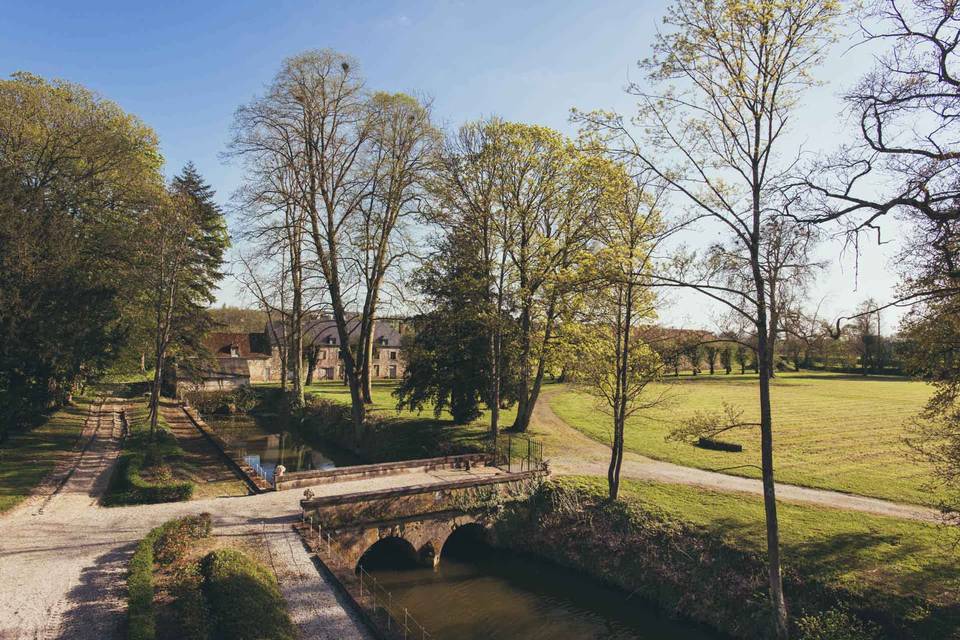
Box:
179 404 272 493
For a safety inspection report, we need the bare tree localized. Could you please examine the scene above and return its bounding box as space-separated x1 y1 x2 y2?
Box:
352 92 439 404
575 0 840 635
230 50 373 443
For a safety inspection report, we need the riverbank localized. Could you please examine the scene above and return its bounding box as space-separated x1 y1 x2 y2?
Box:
491 477 960 639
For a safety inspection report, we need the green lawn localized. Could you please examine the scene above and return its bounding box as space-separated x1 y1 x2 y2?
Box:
549 372 940 506
0 402 89 513
559 476 960 636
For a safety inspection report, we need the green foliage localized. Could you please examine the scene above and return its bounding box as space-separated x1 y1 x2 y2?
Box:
0 73 164 434
796 608 882 640
127 514 212 640
201 548 295 640
395 225 519 424
182 386 261 415
104 409 194 506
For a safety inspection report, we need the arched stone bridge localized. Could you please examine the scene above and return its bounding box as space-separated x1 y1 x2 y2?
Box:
298 454 545 570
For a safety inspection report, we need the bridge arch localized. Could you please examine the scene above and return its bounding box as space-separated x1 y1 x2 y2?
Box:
356 536 419 573
439 522 488 561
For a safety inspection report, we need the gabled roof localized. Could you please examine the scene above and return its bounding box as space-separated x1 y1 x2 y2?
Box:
267 315 404 349
203 332 272 359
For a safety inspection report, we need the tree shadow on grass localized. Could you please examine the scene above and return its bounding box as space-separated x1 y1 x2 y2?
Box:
696 516 960 637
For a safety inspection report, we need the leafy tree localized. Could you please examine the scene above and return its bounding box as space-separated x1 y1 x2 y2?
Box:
580 170 666 499
704 344 719 375
0 73 163 436
576 0 840 633
144 164 228 434
683 340 702 375
735 345 749 375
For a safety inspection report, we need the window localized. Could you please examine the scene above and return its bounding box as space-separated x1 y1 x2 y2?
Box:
374 365 380 377
373 347 380 359
230 345 239 358
318 349 326 361
390 351 397 360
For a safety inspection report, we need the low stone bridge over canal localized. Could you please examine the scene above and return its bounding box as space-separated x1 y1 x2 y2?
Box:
295 444 546 571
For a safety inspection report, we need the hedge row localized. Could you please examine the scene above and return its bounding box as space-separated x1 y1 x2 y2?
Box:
103 415 194 506
202 548 296 640
127 514 212 640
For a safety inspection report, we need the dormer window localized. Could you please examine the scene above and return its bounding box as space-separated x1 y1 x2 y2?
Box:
325 335 335 345
378 336 389 346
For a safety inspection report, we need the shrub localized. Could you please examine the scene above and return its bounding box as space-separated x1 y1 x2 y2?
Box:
183 386 262 415
104 430 194 506
796 609 882 640
127 514 212 640
202 548 296 640
696 436 743 452
154 513 212 565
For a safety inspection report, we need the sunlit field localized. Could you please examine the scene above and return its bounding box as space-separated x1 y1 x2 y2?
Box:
549 372 939 506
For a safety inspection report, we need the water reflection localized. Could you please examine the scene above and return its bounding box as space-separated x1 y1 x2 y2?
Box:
363 529 721 640
204 414 358 482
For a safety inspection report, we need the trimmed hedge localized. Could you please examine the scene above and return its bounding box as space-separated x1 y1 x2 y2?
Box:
104 417 194 506
202 548 296 640
127 514 212 640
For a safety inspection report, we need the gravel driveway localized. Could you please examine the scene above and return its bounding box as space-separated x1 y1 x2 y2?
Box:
0 401 373 640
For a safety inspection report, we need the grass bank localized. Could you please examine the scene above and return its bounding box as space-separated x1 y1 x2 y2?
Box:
548 372 939 506
0 400 91 513
104 404 194 506
494 477 960 639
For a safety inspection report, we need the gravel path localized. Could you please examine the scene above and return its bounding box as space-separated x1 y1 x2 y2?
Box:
533 389 942 522
0 401 501 640
259 520 375 640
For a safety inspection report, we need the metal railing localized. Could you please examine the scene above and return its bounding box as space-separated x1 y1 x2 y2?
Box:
302 514 433 640
236 447 271 483
490 434 545 473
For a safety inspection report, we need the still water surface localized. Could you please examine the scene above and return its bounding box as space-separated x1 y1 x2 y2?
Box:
203 413 357 482
364 531 722 640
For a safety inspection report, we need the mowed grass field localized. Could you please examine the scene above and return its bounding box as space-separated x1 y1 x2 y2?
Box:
549 372 939 506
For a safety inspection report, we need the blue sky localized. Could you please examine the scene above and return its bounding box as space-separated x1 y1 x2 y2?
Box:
2 1 906 331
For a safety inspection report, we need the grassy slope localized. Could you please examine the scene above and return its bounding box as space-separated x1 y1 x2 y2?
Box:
560 476 960 635
549 372 939 505
0 401 90 513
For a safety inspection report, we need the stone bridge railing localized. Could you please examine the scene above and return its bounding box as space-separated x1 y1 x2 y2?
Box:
300 469 544 569
275 453 490 491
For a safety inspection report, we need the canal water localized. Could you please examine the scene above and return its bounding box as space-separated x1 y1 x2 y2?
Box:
203 414 358 482
363 527 721 640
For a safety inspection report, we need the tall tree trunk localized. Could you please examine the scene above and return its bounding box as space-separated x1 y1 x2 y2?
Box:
361 324 374 404
754 255 788 639
305 347 318 386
